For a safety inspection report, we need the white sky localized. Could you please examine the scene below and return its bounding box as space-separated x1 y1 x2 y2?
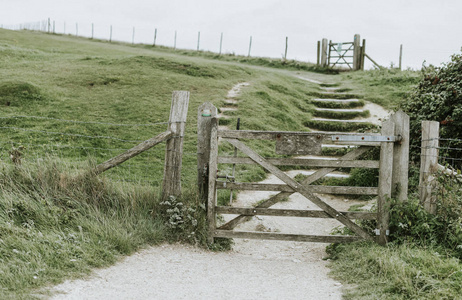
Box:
2 0 461 69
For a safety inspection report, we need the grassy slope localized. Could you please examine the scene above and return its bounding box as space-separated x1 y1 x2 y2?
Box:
0 29 327 298
2 29 455 300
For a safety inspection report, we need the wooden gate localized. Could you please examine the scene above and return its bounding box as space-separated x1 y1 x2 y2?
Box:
198 105 409 245
319 34 365 70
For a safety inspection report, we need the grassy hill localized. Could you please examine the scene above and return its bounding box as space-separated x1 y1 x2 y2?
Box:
0 28 432 299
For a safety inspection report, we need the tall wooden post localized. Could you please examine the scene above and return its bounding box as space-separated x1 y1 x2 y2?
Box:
360 39 366 70
153 28 157 46
284 36 288 60
399 44 403 70
317 41 321 66
132 27 135 44
197 31 200 51
174 30 177 49
377 119 395 245
353 34 361 70
391 110 410 201
197 103 218 201
109 25 112 42
419 121 439 214
161 91 190 201
248 36 252 57
47 18 50 33
219 32 223 55
207 117 219 244
321 38 328 67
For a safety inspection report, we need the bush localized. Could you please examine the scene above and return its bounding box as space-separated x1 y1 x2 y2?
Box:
386 171 462 258
401 53 462 168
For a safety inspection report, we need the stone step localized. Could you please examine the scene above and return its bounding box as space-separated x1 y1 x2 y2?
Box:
314 108 366 113
311 117 370 123
312 98 360 103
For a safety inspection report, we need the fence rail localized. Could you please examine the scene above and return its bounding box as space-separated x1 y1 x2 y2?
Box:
1 92 190 199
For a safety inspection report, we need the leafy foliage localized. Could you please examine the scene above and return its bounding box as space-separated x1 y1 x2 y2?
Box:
401 53 462 168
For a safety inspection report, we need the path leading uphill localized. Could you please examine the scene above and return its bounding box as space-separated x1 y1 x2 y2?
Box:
48 75 390 300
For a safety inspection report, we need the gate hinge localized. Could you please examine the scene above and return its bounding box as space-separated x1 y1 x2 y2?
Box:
374 229 390 236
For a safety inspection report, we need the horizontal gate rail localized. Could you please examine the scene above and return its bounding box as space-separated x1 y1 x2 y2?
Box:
216 181 378 195
215 231 362 243
217 156 379 168
216 206 376 220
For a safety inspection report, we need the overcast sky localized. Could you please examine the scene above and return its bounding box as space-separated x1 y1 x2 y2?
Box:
2 0 461 69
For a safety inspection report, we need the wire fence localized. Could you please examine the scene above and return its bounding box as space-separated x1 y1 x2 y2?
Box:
0 115 178 187
418 137 462 171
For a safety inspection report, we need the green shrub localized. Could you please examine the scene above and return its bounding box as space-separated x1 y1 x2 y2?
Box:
401 53 462 168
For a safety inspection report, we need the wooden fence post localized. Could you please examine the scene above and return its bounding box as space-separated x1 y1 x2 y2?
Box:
321 38 328 67
360 39 366 71
353 34 361 70
284 37 288 61
317 41 321 66
206 117 219 244
248 36 252 57
161 91 190 201
391 110 410 201
399 44 403 70
197 103 218 201
419 121 439 214
377 119 395 245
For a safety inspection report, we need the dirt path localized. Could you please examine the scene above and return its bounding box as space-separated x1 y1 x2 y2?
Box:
48 77 389 299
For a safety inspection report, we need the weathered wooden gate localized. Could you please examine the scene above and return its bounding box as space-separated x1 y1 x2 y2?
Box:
198 105 409 245
319 34 365 70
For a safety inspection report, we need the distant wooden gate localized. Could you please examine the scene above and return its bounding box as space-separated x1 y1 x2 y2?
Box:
198 105 409 245
319 34 365 70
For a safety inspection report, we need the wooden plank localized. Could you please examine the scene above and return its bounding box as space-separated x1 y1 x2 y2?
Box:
224 138 374 241
206 117 219 244
94 130 173 175
377 120 394 245
276 134 322 155
197 103 218 200
214 230 363 243
364 53 384 69
219 129 380 143
216 181 378 195
419 121 439 214
218 156 379 168
161 91 190 201
216 207 377 220
219 146 373 230
390 110 410 201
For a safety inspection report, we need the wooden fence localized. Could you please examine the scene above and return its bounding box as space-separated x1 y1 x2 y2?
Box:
199 105 409 245
93 91 190 201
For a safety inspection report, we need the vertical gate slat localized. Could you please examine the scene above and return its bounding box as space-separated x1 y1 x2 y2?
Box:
206 117 219 244
377 120 395 245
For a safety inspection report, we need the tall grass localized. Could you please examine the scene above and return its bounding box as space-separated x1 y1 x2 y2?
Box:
0 158 173 298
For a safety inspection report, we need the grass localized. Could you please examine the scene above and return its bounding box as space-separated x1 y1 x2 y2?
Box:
304 120 377 132
1 28 453 299
327 242 462 299
0 159 169 299
313 109 370 120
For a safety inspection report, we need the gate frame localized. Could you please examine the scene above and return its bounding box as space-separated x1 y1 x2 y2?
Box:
199 107 409 245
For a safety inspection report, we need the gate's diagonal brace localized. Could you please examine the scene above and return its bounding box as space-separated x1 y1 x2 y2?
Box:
219 146 372 230
221 138 373 241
